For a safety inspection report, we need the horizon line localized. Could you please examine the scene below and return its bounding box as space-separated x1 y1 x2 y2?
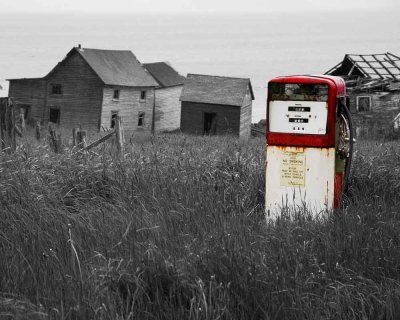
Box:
0 8 397 14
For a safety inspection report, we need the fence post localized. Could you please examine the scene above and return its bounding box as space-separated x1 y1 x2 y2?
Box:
56 133 62 153
48 124 59 153
35 121 41 141
6 98 16 152
77 130 87 149
72 128 79 147
20 108 26 132
115 115 124 156
0 98 5 151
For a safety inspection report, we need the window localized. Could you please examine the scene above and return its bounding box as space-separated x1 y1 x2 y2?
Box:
113 89 120 100
110 111 118 128
49 107 60 124
140 91 146 101
357 96 371 112
51 84 62 95
138 112 145 127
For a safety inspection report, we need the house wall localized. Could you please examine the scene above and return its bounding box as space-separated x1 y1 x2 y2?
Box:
154 85 182 132
180 101 241 135
45 51 104 131
348 91 400 137
8 79 46 123
239 86 253 138
101 86 155 134
239 103 252 138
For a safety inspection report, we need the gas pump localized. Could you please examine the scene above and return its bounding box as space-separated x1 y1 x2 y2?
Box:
265 75 353 220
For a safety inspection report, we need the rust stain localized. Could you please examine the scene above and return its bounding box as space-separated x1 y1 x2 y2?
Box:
268 145 335 155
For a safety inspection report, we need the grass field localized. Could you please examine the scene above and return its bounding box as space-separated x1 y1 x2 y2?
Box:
0 134 399 319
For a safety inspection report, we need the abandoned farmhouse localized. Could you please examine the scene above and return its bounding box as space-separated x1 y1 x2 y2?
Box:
8 46 184 134
180 74 254 138
326 52 400 135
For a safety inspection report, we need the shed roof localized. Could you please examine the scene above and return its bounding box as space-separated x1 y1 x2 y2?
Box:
143 62 185 88
180 74 254 107
326 53 400 80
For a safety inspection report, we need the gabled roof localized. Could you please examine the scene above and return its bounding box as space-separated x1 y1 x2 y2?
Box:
47 47 159 87
180 74 254 107
143 62 185 88
326 53 400 80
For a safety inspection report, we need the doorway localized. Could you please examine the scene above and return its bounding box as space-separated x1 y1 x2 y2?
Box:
203 112 217 135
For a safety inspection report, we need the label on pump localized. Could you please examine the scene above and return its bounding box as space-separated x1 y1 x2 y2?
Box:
280 151 306 187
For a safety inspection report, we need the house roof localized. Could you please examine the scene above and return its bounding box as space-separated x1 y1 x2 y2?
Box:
326 53 400 80
7 77 44 82
180 74 254 107
143 62 185 88
77 48 159 87
46 47 159 87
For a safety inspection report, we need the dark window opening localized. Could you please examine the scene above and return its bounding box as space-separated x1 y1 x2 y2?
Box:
113 89 120 100
204 112 217 135
357 96 371 112
49 108 60 124
110 111 118 128
140 91 146 100
51 84 62 95
138 112 145 127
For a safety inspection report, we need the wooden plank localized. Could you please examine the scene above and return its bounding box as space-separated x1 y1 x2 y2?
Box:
325 61 343 75
84 130 115 151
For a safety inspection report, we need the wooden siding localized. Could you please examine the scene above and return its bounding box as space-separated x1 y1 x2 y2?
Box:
348 91 400 137
154 85 182 132
101 86 155 134
239 84 253 138
45 51 104 131
180 101 241 135
8 79 46 123
239 103 252 138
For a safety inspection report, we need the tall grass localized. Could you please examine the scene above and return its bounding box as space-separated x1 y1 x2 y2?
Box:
0 134 399 319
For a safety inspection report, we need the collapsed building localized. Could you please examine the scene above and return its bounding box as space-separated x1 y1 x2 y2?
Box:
325 52 400 137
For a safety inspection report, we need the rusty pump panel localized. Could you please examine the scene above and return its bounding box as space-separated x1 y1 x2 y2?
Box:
265 75 354 220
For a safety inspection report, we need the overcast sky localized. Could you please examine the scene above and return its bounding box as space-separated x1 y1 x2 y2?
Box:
0 0 398 13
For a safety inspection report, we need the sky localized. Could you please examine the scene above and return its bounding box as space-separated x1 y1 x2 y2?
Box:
0 0 398 13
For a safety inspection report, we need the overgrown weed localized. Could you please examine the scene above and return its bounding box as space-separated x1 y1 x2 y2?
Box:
0 134 399 319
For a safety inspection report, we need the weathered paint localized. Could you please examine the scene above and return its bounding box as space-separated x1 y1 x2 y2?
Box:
265 145 336 220
266 75 346 148
265 75 347 220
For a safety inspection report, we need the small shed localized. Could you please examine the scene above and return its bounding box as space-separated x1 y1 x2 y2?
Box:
143 62 185 132
325 53 400 137
179 74 254 137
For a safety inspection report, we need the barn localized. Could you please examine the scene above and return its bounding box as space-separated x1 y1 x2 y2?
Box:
7 46 184 134
143 62 185 132
325 53 400 136
179 74 254 138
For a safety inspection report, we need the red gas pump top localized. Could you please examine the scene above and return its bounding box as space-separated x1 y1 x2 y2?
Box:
267 75 346 148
